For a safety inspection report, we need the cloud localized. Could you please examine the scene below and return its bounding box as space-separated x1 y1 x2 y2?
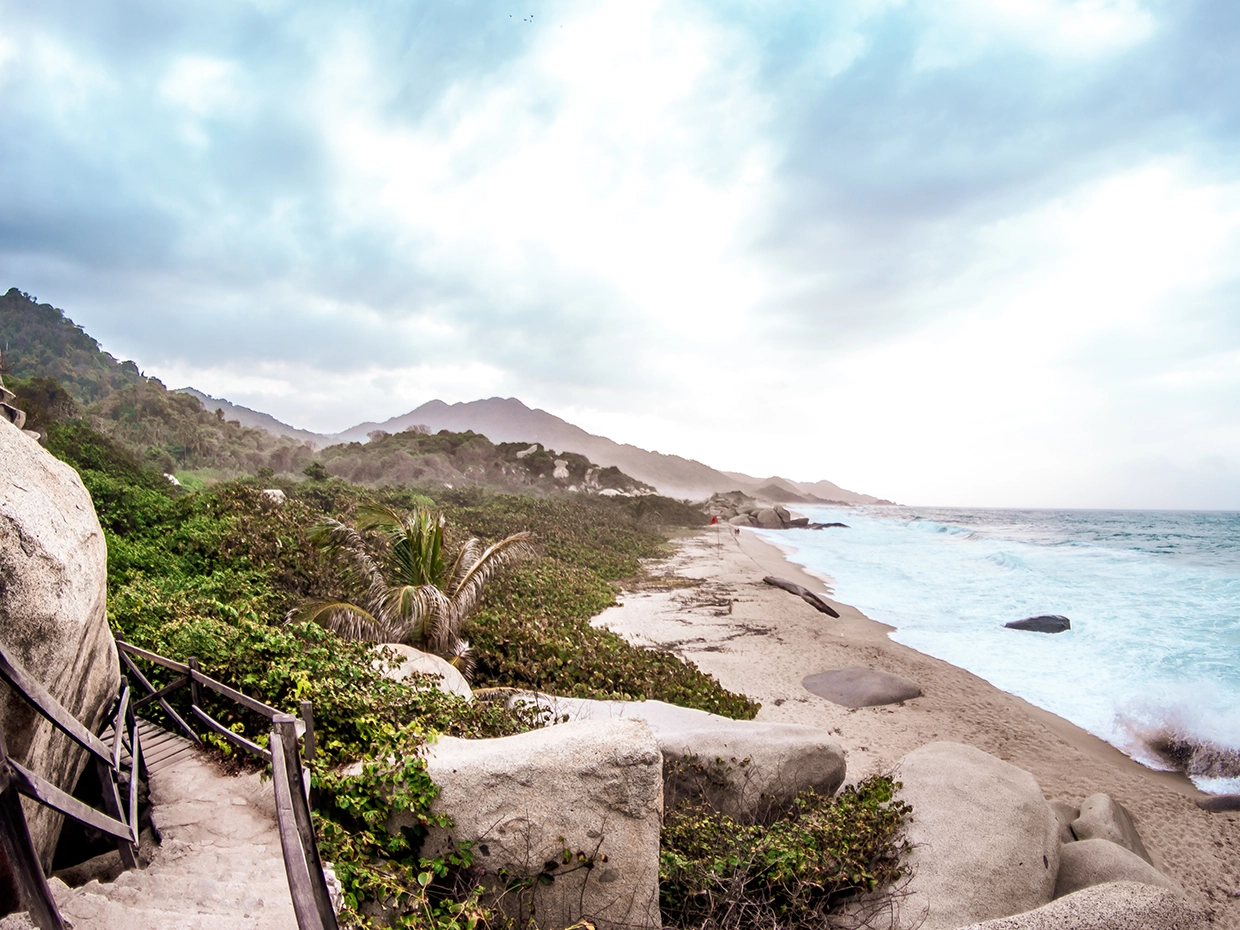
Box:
1 0 1239 505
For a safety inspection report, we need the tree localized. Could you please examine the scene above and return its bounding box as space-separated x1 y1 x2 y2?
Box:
288 504 535 675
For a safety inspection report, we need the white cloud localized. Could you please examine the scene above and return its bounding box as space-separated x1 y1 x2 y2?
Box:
160 56 244 117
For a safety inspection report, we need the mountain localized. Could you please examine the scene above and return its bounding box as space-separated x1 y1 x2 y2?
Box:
321 397 886 502
176 388 325 448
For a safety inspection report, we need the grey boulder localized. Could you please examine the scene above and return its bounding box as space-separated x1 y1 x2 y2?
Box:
894 742 1060 930
1071 793 1152 864
417 719 663 930
1048 800 1079 844
802 667 921 708
1004 615 1071 633
755 508 784 528
1054 839 1180 898
510 695 846 822
0 419 120 870
372 643 472 701
957 881 1202 930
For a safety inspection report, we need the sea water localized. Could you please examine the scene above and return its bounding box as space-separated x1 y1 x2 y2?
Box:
754 507 1240 794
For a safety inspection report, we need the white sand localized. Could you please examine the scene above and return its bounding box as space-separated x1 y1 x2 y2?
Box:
592 527 1240 927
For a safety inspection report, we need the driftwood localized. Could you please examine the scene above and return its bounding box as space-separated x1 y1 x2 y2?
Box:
762 577 840 618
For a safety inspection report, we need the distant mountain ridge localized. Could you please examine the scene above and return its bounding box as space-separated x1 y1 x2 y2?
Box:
317 396 887 503
177 388 324 447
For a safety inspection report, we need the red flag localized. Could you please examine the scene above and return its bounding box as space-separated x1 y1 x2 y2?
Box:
709 515 719 525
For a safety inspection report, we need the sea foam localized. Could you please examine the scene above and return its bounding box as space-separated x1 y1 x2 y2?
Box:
757 506 1240 794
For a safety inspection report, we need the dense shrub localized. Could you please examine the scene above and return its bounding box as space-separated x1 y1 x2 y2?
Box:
660 771 912 930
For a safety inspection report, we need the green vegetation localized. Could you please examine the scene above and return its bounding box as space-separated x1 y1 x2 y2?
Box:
660 769 912 930
320 428 654 495
293 505 537 674
42 417 757 927
12 290 911 930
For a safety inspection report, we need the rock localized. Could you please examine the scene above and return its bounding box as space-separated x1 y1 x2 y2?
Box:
894 742 1060 930
553 459 570 480
260 488 286 503
373 644 472 700
755 508 784 528
773 505 791 522
508 695 846 822
416 719 663 930
0 419 120 871
788 516 809 527
1071 794 1152 864
1048 800 1079 844
762 576 840 618
1196 794 1240 812
1054 839 1180 898
728 514 755 527
802 667 921 707
1005 615 1071 633
957 881 1201 930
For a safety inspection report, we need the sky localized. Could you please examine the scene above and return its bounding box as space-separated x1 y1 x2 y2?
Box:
3 0 1240 509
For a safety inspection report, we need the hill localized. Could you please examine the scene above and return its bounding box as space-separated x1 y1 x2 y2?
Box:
177 387 325 447
319 397 886 502
319 428 654 496
1 289 314 475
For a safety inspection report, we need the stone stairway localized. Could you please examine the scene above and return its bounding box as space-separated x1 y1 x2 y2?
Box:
4 736 300 930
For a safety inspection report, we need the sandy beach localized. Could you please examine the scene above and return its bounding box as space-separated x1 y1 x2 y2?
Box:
592 526 1240 927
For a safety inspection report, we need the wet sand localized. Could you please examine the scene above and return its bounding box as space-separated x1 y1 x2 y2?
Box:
592 527 1240 927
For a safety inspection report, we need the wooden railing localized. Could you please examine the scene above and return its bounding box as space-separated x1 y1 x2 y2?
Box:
115 636 338 930
0 637 338 930
0 643 141 930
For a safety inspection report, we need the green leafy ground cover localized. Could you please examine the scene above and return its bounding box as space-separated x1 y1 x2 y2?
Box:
45 420 759 927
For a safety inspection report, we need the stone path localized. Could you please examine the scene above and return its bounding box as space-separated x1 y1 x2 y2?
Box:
16 743 300 929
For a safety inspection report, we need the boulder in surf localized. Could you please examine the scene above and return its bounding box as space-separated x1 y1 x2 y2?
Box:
1005 615 1071 633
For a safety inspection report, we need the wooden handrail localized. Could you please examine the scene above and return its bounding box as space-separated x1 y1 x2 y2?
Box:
115 640 336 930
0 647 112 765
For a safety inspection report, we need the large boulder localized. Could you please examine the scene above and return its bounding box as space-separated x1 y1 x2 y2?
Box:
1054 839 1180 898
509 695 845 822
958 881 1201 930
894 742 1060 930
417 719 663 930
372 644 472 701
0 420 120 870
754 508 784 529
1048 800 1079 844
1070 793 1152 864
802 667 921 708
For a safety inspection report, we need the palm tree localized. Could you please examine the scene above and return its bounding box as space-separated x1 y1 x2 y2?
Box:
289 504 535 676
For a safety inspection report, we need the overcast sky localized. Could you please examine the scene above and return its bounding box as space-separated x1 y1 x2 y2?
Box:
3 0 1239 508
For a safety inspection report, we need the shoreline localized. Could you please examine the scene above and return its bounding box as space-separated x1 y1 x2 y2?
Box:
593 526 1240 926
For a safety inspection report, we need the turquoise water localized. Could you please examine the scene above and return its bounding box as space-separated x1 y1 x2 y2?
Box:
755 507 1240 794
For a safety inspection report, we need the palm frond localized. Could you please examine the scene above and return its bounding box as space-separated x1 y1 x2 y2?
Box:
308 518 387 588
285 600 398 643
447 532 537 621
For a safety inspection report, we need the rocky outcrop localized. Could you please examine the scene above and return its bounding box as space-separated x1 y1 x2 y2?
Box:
508 696 846 822
0 418 121 870
372 644 472 700
894 742 1060 930
1070 793 1152 864
708 492 849 530
958 881 1201 930
802 667 921 707
1005 615 1071 634
1054 839 1180 898
414 719 663 930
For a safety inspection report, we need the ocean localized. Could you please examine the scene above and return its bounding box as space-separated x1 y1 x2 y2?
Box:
755 506 1240 795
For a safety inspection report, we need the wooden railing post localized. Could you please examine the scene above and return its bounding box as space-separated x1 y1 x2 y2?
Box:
299 701 316 763
0 728 66 930
187 657 202 709
271 715 337 930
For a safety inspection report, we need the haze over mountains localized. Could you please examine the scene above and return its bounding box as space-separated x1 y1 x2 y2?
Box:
177 389 887 504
